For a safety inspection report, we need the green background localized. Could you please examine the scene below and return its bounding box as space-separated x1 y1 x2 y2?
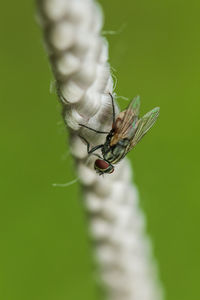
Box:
0 0 199 299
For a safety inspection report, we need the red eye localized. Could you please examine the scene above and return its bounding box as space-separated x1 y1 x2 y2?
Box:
95 159 109 170
94 159 114 174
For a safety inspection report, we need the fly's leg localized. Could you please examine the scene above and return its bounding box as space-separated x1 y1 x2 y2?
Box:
79 136 104 155
92 153 104 160
108 92 116 124
79 124 109 134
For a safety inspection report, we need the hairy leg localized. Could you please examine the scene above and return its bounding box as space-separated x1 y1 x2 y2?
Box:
79 135 104 155
79 124 109 134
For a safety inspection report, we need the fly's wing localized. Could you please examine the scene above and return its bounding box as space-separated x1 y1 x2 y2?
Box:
120 95 140 133
110 96 140 146
126 107 160 152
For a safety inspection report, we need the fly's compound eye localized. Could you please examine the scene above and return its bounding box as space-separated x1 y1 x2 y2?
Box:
94 159 114 175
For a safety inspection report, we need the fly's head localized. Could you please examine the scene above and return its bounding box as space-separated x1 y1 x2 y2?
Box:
94 159 114 175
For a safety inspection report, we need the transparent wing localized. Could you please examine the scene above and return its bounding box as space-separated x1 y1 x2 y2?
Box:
118 95 140 134
110 96 140 146
127 107 160 152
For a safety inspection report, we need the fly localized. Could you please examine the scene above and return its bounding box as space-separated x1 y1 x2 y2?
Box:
79 93 160 175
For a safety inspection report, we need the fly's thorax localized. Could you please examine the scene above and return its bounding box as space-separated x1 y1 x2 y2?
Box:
102 138 130 164
101 130 114 157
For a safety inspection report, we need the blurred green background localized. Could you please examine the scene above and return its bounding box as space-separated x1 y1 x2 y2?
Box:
0 0 199 299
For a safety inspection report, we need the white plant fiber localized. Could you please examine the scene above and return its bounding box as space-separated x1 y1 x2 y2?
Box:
37 0 164 299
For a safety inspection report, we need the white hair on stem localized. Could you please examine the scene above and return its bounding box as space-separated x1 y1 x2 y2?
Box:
36 0 164 299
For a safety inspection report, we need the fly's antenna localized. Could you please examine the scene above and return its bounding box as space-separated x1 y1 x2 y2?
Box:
36 1 164 300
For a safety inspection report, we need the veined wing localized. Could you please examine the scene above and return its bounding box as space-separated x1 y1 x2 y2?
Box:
110 95 140 146
126 106 160 152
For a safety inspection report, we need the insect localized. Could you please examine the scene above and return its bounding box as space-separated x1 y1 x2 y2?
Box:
79 93 160 175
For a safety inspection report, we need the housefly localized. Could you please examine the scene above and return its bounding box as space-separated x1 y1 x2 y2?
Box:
79 93 159 175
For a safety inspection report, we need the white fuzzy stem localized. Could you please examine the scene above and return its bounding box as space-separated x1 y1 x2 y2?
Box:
36 0 164 299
